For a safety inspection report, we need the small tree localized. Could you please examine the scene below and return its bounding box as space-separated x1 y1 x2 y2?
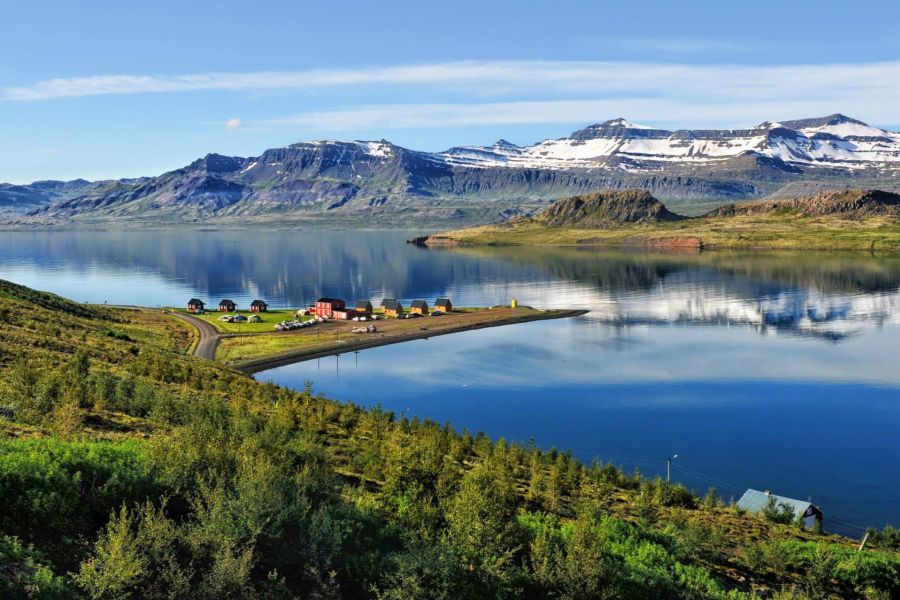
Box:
762 496 796 525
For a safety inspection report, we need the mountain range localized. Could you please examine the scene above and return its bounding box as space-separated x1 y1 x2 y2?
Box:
3 113 899 227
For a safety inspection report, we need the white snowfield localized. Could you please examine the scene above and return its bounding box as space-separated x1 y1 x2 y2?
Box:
428 115 900 171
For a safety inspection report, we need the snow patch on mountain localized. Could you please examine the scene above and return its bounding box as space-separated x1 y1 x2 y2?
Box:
435 115 900 171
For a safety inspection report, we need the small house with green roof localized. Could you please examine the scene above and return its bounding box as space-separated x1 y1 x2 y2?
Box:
737 489 823 530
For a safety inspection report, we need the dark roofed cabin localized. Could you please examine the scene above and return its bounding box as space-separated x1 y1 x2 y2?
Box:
218 299 236 312
355 300 373 314
434 298 452 312
410 300 429 315
736 489 823 530
250 299 269 313
382 300 403 317
187 298 206 313
314 297 346 318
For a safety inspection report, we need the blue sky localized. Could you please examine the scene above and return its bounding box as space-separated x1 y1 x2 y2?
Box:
2 0 899 183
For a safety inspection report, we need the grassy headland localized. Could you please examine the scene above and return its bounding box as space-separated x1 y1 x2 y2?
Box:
1 278 899 598
417 189 900 252
218 306 584 372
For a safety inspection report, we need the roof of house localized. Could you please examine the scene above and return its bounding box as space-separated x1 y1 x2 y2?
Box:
411 300 428 309
317 297 344 304
188 298 205 305
383 300 402 311
355 300 373 309
250 299 268 307
435 298 452 306
380 298 397 307
736 489 820 517
219 299 235 305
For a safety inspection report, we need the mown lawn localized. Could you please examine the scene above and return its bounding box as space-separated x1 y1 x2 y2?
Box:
173 308 308 333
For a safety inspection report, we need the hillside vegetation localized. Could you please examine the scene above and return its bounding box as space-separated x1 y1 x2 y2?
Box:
417 189 900 252
1 280 899 599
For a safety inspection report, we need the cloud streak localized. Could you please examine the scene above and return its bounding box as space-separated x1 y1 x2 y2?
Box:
5 59 900 104
5 60 900 132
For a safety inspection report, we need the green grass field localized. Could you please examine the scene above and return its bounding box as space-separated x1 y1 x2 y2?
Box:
174 308 308 332
435 213 900 252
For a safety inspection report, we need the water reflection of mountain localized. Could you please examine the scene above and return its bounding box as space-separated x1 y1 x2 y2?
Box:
3 231 900 340
0 230 556 304
451 246 900 340
458 246 900 295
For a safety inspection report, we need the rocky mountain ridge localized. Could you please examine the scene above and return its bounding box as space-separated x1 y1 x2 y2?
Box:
4 114 900 227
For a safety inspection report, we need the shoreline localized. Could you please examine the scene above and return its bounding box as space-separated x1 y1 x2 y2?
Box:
230 308 588 375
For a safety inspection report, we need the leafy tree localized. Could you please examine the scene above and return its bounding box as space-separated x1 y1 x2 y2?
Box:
444 464 523 588
0 534 69 600
762 496 798 525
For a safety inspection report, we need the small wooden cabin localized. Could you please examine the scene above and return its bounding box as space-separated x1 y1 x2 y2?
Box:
315 297 345 318
434 298 452 312
218 299 236 312
410 300 429 315
382 299 403 317
250 300 269 313
355 300 373 314
187 298 206 313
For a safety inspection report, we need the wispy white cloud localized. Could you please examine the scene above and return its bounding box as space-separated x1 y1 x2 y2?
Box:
225 117 241 130
5 59 900 107
6 60 900 132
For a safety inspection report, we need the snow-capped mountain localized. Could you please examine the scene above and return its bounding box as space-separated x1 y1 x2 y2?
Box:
438 114 900 171
6 114 900 227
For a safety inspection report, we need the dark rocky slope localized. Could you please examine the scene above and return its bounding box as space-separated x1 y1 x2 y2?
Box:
537 190 684 227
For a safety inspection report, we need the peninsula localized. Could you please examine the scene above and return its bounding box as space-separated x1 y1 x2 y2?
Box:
413 189 900 253
171 304 585 373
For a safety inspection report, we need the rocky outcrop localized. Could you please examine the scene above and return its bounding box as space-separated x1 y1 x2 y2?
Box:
537 190 684 228
706 189 900 219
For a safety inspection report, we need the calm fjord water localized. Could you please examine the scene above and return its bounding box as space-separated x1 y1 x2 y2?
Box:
2 229 899 536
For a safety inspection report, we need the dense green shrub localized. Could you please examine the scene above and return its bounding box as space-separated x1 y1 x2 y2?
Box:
0 534 69 600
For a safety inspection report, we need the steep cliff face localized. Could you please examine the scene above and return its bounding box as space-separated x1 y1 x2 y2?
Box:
538 190 684 228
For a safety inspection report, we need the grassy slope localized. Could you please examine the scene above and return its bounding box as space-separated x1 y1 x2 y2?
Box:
0 279 193 372
435 213 900 252
1 279 898 598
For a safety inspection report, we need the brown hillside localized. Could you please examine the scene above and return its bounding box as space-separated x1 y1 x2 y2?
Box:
707 189 900 219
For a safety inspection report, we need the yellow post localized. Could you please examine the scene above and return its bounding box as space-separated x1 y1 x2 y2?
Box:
511 298 518 308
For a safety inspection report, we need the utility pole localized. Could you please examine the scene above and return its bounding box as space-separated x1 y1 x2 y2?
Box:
667 454 678 483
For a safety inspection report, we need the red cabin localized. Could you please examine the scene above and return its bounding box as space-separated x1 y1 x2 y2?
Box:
314 297 346 318
250 299 269 313
187 298 206 313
